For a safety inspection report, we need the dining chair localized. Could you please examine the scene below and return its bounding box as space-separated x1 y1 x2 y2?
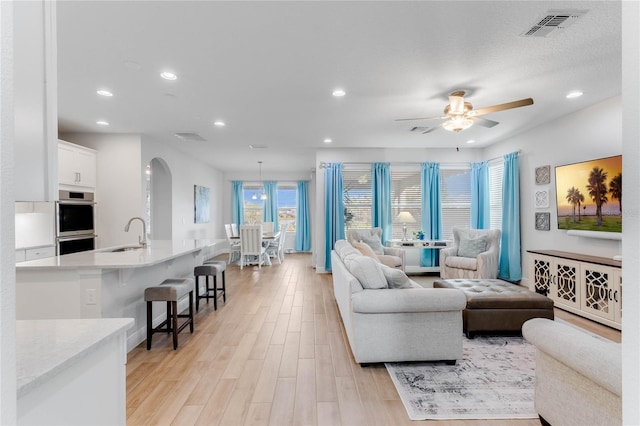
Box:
267 223 288 264
224 224 241 263
262 221 274 234
231 223 239 237
239 224 268 269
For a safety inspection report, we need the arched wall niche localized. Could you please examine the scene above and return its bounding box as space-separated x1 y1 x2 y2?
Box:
146 157 172 239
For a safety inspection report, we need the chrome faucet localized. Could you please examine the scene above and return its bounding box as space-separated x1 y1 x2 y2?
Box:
124 217 148 248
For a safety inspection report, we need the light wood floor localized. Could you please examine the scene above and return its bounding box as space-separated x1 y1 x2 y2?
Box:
126 253 621 425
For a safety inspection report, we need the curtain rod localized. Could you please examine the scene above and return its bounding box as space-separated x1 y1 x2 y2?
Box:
318 151 521 169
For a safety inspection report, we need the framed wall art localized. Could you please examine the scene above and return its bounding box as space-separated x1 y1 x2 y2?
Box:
535 165 551 185
535 212 550 231
535 190 549 209
194 185 210 223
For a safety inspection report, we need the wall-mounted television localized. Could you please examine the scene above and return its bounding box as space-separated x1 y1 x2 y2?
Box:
555 155 622 233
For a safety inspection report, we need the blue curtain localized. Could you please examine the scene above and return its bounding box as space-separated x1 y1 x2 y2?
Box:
324 163 345 271
470 161 490 229
295 180 311 251
263 181 279 230
499 152 522 281
232 181 244 225
371 162 392 244
420 162 442 267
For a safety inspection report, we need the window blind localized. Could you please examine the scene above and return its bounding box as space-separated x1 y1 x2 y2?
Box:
391 167 422 239
343 166 372 230
489 160 504 231
440 167 471 239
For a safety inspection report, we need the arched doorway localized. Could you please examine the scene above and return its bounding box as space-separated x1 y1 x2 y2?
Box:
146 157 172 239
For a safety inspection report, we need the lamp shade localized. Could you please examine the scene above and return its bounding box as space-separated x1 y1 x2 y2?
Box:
395 211 416 223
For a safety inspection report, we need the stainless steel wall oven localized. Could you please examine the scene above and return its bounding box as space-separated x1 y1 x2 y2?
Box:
57 190 96 255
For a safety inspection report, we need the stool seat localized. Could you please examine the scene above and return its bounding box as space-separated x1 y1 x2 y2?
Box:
145 277 194 350
194 263 227 311
203 259 227 270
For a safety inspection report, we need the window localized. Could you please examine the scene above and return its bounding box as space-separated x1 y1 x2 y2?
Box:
489 160 504 231
342 166 372 231
243 183 298 231
391 167 422 239
243 184 264 224
277 185 297 232
440 166 471 240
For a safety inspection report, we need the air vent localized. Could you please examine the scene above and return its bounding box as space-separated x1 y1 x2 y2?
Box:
249 144 269 149
521 9 588 37
410 126 436 134
173 132 206 142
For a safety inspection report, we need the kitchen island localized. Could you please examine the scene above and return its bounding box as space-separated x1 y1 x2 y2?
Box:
16 239 225 351
17 318 133 425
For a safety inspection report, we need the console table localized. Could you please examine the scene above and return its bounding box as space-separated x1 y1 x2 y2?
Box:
527 250 622 330
387 240 451 274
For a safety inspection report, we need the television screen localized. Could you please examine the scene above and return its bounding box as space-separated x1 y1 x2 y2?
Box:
555 155 622 232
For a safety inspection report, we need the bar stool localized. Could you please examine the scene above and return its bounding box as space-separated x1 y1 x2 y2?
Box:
194 260 226 311
144 277 194 350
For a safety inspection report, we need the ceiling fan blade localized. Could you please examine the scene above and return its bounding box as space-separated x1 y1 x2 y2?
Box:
470 98 534 116
395 115 446 122
470 116 499 128
422 127 439 134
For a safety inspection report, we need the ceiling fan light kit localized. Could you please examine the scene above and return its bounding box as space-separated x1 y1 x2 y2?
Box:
397 90 534 133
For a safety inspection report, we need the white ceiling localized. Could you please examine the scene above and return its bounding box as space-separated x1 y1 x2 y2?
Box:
56 1 621 174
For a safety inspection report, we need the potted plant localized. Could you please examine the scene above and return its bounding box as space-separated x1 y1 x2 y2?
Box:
413 230 425 240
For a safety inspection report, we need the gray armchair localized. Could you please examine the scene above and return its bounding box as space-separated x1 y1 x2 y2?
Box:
346 228 405 271
439 227 501 279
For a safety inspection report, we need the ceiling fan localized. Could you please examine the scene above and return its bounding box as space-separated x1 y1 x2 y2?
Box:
396 91 534 133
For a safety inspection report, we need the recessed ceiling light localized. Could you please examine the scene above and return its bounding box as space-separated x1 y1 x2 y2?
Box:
323 138 333 144
96 120 109 126
467 140 476 144
160 71 177 81
213 120 225 127
96 89 113 97
332 89 346 97
566 91 583 99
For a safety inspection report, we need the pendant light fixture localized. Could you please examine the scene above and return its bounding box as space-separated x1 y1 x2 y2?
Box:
252 161 267 200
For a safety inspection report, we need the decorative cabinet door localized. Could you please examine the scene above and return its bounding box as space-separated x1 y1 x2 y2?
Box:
551 258 581 310
580 264 617 322
530 255 552 296
614 270 622 323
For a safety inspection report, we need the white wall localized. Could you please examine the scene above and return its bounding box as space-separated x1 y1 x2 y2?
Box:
60 133 143 248
142 136 224 241
0 1 17 422
483 96 622 285
13 1 57 202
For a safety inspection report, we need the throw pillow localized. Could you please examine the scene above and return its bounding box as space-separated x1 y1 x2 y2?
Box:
352 241 380 262
457 233 488 258
361 234 385 255
378 264 413 289
344 256 388 289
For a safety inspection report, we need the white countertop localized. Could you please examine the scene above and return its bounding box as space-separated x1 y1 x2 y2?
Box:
16 318 134 397
15 239 224 270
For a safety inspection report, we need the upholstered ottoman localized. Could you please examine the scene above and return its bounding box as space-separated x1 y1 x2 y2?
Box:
433 278 554 338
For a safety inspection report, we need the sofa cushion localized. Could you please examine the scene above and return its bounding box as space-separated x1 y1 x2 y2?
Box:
352 240 380 261
361 235 385 255
445 256 478 271
457 232 488 258
379 264 413 289
377 254 403 268
335 240 361 261
344 255 388 289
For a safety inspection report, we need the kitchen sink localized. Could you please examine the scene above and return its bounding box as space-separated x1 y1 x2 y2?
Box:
109 246 144 252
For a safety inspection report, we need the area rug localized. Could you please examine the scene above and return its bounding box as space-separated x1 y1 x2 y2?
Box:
386 336 537 420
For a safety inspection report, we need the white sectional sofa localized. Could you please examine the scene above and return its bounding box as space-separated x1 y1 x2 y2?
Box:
331 240 467 364
522 318 621 426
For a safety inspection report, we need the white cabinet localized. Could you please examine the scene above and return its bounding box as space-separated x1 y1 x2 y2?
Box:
387 239 450 274
528 250 622 330
58 140 97 189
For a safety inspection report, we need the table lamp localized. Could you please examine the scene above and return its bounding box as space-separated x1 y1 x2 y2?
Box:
395 211 416 241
